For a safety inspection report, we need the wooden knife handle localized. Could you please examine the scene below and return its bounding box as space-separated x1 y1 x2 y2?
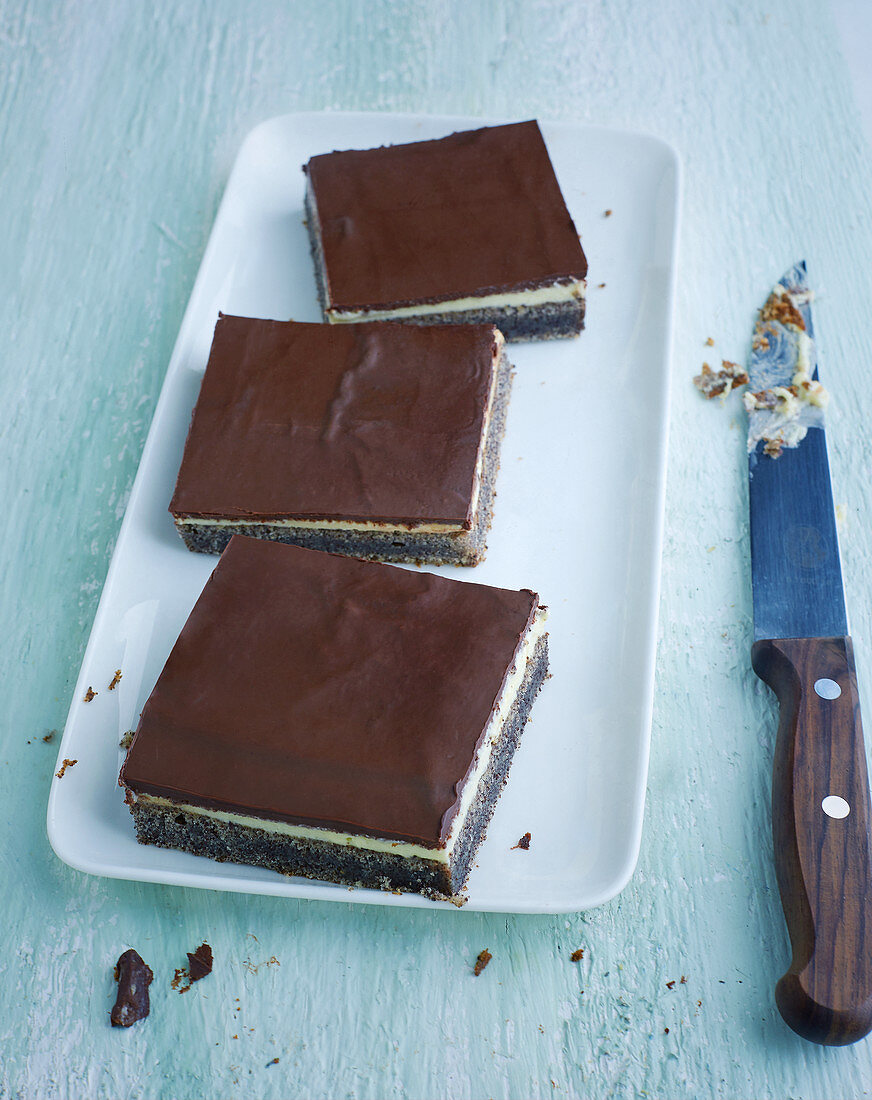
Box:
752 636 872 1045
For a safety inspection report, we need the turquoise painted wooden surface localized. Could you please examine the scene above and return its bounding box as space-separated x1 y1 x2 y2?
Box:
4 0 872 1095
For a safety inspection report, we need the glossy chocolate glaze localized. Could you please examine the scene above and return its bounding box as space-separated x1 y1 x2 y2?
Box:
304 120 588 311
121 537 539 847
170 316 498 526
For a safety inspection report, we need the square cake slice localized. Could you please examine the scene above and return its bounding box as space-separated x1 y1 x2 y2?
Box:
304 120 588 341
119 537 549 903
170 315 513 565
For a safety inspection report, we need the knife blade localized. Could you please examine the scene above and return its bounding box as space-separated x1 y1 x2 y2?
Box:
748 262 872 1045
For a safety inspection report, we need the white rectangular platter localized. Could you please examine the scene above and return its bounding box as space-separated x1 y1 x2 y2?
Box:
47 112 680 913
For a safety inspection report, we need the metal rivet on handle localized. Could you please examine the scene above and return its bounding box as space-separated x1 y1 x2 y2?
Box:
814 678 842 700
822 795 851 819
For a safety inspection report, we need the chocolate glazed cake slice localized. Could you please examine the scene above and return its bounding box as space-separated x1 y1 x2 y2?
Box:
170 316 513 566
304 120 588 340
120 537 549 903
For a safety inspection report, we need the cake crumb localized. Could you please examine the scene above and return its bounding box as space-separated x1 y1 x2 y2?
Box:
119 731 135 750
511 832 532 850
108 669 122 691
603 209 612 217
171 967 190 993
693 360 749 400
597 282 606 289
570 948 585 963
752 330 771 351
55 758 77 779
83 687 97 702
473 949 492 976
43 731 56 743
705 337 714 346
266 1058 280 1067
111 949 153 1027
762 290 805 331
763 438 784 459
244 955 281 974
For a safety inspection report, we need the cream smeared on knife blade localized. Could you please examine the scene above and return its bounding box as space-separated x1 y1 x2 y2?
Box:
745 267 828 458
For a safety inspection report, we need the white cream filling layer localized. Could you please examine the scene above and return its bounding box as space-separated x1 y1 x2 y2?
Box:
132 607 547 866
326 282 585 324
176 515 463 534
175 339 504 535
441 607 547 858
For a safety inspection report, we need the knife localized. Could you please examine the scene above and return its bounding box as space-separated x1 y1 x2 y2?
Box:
748 261 872 1045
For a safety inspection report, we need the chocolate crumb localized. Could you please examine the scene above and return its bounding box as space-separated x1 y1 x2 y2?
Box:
570 948 585 962
108 669 122 691
680 975 687 984
111 949 153 1027
55 758 77 779
43 731 56 744
187 942 213 983
666 980 676 990
664 1026 670 1034
266 1058 280 1067
172 942 213 993
511 832 532 850
83 687 97 702
473 949 492 976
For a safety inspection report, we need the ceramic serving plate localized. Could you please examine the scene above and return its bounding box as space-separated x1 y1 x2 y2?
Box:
47 112 680 913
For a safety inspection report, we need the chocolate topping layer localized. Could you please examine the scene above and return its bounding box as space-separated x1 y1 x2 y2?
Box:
169 316 498 527
121 538 539 847
304 120 588 311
